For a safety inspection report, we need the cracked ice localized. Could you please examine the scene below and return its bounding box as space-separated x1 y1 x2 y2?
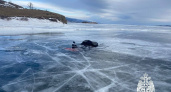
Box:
0 23 171 92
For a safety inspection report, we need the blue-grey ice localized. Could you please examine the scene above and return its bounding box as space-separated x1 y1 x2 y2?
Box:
0 22 171 92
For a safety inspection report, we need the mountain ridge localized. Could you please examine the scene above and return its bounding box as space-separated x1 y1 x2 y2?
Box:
66 17 98 24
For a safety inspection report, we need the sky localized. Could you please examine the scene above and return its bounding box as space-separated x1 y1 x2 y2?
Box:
6 0 171 25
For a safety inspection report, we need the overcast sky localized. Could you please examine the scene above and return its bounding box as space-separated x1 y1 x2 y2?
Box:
7 0 171 25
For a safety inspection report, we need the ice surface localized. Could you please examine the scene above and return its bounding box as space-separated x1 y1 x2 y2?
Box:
0 20 171 92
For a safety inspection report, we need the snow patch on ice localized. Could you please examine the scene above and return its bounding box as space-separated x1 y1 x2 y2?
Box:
0 17 65 35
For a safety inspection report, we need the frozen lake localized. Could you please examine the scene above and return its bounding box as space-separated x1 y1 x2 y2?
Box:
0 23 171 92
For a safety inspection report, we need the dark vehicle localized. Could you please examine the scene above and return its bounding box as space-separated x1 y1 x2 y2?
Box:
81 40 98 47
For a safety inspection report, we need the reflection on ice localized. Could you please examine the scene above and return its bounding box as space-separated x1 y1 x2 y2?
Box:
0 24 171 92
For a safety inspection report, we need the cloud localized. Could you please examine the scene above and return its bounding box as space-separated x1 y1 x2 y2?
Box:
12 0 91 19
10 0 171 24
103 0 171 24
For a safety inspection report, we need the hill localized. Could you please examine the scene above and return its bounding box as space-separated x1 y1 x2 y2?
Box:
0 0 67 24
